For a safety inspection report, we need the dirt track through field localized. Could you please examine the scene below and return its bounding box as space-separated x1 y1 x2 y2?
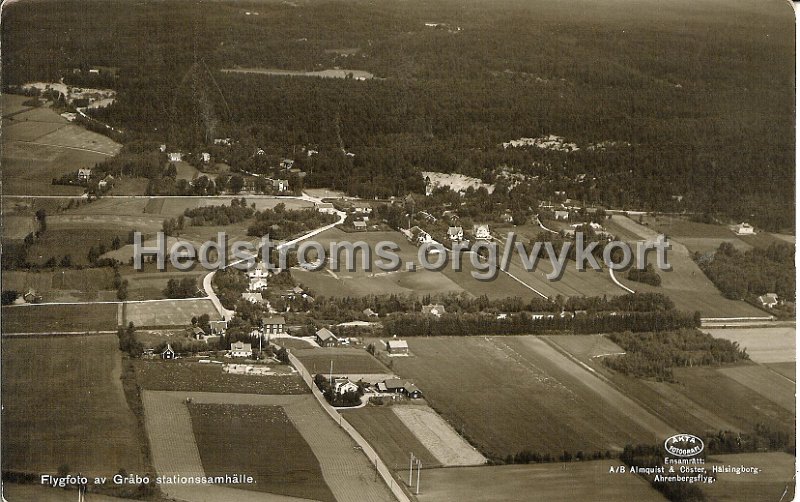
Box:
392 406 486 466
142 391 393 502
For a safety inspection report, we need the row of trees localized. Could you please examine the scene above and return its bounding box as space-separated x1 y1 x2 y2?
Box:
183 199 254 226
381 310 699 338
247 205 337 240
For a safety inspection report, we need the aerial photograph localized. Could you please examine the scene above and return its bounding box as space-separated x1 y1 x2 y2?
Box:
0 0 795 501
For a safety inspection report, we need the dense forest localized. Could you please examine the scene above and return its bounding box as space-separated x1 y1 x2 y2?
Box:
605 329 748 381
2 0 793 229
697 242 795 301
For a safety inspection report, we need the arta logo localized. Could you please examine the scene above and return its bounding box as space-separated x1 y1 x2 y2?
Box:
664 434 704 458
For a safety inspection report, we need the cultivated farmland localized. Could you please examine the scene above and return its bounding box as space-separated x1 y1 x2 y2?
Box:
1 335 145 476
344 406 442 470
189 403 336 501
404 461 664 502
702 452 796 502
707 327 796 364
121 298 220 327
391 336 673 459
293 347 390 375
718 364 794 412
134 360 308 395
1 303 118 332
392 405 486 466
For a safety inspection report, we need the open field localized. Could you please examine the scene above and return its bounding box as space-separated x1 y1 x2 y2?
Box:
173 160 200 181
143 391 392 502
542 334 625 361
392 405 486 466
293 347 390 375
391 336 673 459
403 461 663 502
609 216 769 318
344 406 442 470
121 298 220 327
671 366 795 436
26 227 130 266
718 364 795 412
119 269 209 300
2 93 33 116
702 452 795 502
291 228 466 298
1 335 145 476
766 362 795 381
2 303 118 332
134 360 308 395
222 67 375 79
707 327 795 363
2 214 37 240
35 124 121 155
189 403 335 501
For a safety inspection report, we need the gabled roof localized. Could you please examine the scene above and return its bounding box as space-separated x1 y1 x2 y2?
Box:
162 343 175 354
316 328 338 341
231 341 252 351
263 315 286 325
387 339 408 350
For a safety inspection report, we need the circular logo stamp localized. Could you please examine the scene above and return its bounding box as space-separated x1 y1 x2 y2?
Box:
664 434 704 457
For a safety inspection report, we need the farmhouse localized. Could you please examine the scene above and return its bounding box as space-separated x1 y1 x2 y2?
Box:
315 328 340 347
200 152 211 163
447 226 464 242
422 304 446 317
77 168 92 181
734 222 755 235
473 224 491 241
281 159 295 170
333 377 360 395
386 339 409 355
409 226 433 245
758 293 779 308
262 315 286 335
161 343 176 360
553 210 570 220
167 152 183 162
363 308 379 318
378 378 423 399
530 312 558 320
214 137 232 146
190 326 207 339
230 341 252 358
353 220 367 231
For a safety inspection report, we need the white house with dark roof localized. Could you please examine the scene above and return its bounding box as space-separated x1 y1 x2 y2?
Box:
262 315 286 335
230 341 252 358
422 304 446 317
386 339 409 355
77 168 92 181
758 293 779 308
734 222 755 235
472 224 491 241
447 226 464 242
161 343 176 360
333 377 359 395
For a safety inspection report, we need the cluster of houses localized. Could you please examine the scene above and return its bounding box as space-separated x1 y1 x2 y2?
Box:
328 376 423 399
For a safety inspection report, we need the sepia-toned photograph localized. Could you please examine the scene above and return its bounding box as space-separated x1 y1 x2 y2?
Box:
0 0 796 501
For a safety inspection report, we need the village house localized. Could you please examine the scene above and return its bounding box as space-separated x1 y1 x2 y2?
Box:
422 304 446 318
315 328 340 347
553 210 570 220
208 319 228 335
200 152 211 163
734 222 755 235
447 226 464 242
472 224 491 241
378 378 423 399
97 174 114 189
190 326 207 340
530 312 558 320
271 178 289 193
262 315 286 335
386 339 409 355
281 159 295 170
315 202 337 214
230 341 252 358
77 168 92 181
333 377 360 395
161 343 176 360
363 308 379 318
758 293 779 308
241 292 265 304
409 226 433 245
353 220 367 231
214 137 232 146
167 152 183 162
248 262 270 290
159 144 167 152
